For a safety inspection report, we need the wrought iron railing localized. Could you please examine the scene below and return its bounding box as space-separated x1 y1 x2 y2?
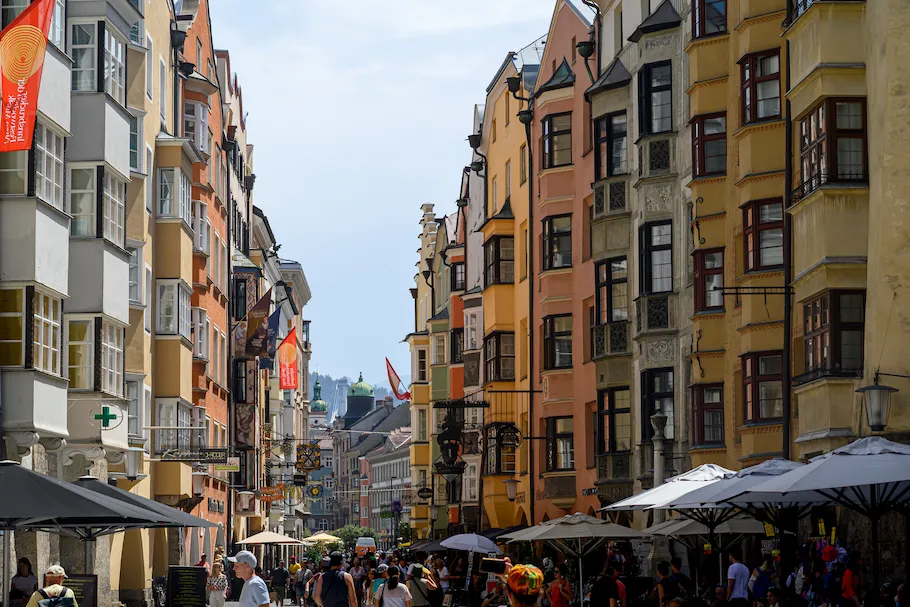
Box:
790 170 868 206
783 0 862 28
592 322 630 358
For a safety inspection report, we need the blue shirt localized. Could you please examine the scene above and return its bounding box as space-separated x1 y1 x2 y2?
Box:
239 576 270 607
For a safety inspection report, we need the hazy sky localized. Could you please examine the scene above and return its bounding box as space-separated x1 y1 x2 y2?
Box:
210 0 570 390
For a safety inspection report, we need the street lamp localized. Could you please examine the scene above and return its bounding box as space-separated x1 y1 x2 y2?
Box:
650 412 668 524
857 370 903 432
503 478 519 502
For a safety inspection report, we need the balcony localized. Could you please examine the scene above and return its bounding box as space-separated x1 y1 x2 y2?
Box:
790 171 869 208
592 322 631 358
541 474 576 510
635 294 675 333
784 0 863 28
596 452 631 481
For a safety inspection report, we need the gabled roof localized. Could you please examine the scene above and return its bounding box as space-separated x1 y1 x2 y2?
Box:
535 57 575 95
430 308 449 322
585 57 633 100
628 0 682 43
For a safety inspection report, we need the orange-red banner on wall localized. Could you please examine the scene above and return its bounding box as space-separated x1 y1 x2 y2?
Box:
0 0 54 152
278 327 298 390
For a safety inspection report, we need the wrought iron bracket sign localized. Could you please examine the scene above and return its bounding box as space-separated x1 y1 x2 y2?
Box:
160 448 229 464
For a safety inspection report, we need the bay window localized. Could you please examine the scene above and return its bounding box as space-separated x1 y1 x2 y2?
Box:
103 172 126 246
797 98 867 199
803 291 865 375
32 292 60 374
35 122 64 210
597 387 631 454
102 321 124 396
595 111 628 179
104 27 126 104
484 237 514 286
639 221 673 294
542 215 572 270
693 249 724 312
0 289 24 365
692 113 726 177
741 51 781 124
484 425 516 475
129 115 142 172
416 348 427 382
641 368 675 442
71 23 96 92
542 113 572 169
543 315 572 370
484 332 515 382
432 333 446 365
743 199 783 271
128 247 142 304
126 379 141 438
193 200 210 253
66 319 93 388
0 149 26 195
743 351 783 421
464 312 478 350
155 400 192 455
450 328 464 364
595 257 629 324
692 0 726 38
158 168 191 225
693 385 724 445
639 61 672 135
157 280 192 340
184 101 212 154
545 417 574 471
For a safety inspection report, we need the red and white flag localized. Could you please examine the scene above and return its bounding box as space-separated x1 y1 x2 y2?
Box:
277 327 297 390
386 357 411 401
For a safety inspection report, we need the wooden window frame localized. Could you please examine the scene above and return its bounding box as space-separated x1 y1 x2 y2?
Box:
542 112 572 169
641 367 675 442
803 290 865 375
545 416 575 472
484 236 515 286
597 387 632 455
594 111 629 180
692 384 724 446
543 314 573 370
638 61 673 136
542 214 572 271
693 248 724 312
692 112 727 177
595 256 629 324
742 350 783 422
741 50 781 124
798 97 868 196
692 0 727 38
742 198 784 272
638 220 673 295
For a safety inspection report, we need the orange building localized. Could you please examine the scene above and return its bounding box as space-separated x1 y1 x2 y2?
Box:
530 0 600 521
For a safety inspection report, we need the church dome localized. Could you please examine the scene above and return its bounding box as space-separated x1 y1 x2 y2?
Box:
349 373 374 398
310 380 328 412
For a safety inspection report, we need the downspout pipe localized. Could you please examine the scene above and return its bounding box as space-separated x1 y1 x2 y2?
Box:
225 138 235 554
782 40 793 460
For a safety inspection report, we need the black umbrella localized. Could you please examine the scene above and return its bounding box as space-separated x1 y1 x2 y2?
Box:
73 476 216 528
0 461 173 580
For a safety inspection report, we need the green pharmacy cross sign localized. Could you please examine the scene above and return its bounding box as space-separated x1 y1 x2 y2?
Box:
89 404 123 431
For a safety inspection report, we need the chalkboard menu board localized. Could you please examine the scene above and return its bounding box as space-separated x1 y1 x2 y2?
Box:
64 575 97 607
167 566 207 607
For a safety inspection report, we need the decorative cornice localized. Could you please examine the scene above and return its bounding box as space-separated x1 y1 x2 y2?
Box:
685 33 730 54
39 437 67 452
687 174 727 188
61 445 107 467
788 63 866 102
735 268 785 283
737 320 785 334
733 118 785 142
685 75 729 95
6 432 39 456
539 195 574 207
734 9 787 33
738 422 783 435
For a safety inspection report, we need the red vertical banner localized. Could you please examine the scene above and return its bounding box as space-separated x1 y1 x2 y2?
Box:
0 0 54 152
278 327 298 390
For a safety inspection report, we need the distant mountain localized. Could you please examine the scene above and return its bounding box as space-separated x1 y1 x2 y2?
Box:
308 372 392 403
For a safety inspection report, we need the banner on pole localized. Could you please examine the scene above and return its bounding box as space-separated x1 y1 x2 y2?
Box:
278 327 298 389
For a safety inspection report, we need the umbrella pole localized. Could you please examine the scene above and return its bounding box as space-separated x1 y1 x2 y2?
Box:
578 539 583 606
3 528 10 599
872 514 881 599
84 538 95 575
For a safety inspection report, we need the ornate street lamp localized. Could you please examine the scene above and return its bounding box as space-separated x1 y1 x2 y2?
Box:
517 109 533 125
503 478 519 503
857 370 904 432
506 76 522 94
467 134 482 150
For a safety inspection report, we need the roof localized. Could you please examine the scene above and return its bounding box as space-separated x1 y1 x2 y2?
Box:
349 373 374 398
628 0 681 42
485 35 546 95
535 57 575 95
564 0 595 26
349 404 411 457
252 205 277 246
585 57 633 99
479 198 514 230
429 308 449 322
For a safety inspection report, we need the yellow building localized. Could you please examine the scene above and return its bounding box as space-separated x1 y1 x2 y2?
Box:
476 42 541 529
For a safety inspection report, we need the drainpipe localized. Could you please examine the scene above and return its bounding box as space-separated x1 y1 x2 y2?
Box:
225 138 235 554
524 109 536 525
782 40 793 460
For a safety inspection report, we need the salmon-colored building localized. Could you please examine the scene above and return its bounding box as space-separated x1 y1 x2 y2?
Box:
530 0 600 521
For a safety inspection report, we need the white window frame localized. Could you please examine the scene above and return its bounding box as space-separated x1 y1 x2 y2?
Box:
463 463 478 502
192 200 209 253
156 280 191 340
126 376 142 438
184 101 211 154
127 245 143 305
145 34 153 99
145 146 153 212
433 333 446 365
211 230 222 288
155 399 192 455
129 17 144 46
143 384 152 450
211 327 219 382
35 122 64 211
144 265 152 332
192 307 209 359
157 168 191 225
159 56 167 121
70 21 97 92
416 348 428 382
69 165 96 237
65 318 94 389
32 291 61 375
129 113 143 172
49 0 65 49
103 171 126 246
101 321 124 397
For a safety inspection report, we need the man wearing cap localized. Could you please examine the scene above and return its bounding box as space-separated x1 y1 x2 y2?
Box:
504 564 544 607
312 552 356 607
25 566 77 607
228 551 271 607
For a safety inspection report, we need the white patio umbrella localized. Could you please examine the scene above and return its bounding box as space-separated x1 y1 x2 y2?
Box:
441 533 502 554
237 530 304 545
503 513 647 603
601 463 735 512
726 437 910 593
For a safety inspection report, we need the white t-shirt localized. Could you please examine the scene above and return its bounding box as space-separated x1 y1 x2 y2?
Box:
435 567 450 591
727 562 750 599
239 575 270 607
377 583 413 607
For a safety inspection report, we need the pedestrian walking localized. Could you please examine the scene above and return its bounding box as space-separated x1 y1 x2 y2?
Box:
374 566 411 607
726 548 751 607
548 565 572 607
24 565 77 607
272 561 292 606
207 562 228 607
10 558 38 607
313 552 357 607
504 564 545 607
228 551 271 607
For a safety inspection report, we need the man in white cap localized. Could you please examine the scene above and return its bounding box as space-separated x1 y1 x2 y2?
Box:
228 550 270 607
25 566 77 607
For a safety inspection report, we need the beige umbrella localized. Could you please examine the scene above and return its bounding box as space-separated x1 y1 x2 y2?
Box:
306 532 342 544
237 530 304 545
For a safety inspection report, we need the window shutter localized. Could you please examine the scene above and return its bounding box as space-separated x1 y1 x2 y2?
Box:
638 65 649 136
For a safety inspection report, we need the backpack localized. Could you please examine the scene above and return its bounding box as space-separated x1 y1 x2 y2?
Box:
824 563 845 604
37 589 76 607
752 569 773 601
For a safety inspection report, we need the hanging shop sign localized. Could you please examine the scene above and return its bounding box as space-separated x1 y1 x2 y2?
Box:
296 443 321 472
256 483 287 503
214 457 240 473
160 448 228 464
